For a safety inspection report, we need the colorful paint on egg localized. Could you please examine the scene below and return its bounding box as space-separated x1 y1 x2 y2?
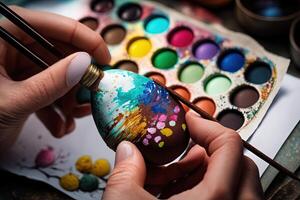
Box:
91 70 189 165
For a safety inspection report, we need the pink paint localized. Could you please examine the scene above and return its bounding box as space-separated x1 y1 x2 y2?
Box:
168 27 194 47
174 106 180 113
152 114 159 121
169 114 178 121
143 138 149 146
157 122 165 129
35 146 55 167
159 114 167 122
154 136 162 143
147 127 157 134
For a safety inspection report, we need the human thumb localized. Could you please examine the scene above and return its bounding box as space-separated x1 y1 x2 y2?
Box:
103 141 148 200
17 52 91 114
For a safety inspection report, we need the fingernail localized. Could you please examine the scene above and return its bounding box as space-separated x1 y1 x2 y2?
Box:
115 141 133 165
66 52 91 87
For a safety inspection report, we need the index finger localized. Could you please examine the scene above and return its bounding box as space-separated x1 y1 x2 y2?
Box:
185 111 243 198
0 6 110 64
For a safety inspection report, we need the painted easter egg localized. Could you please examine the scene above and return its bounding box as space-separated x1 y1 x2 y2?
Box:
91 70 189 165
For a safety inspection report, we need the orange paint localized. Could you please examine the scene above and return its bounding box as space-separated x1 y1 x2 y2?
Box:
194 97 216 116
147 72 166 85
171 86 191 112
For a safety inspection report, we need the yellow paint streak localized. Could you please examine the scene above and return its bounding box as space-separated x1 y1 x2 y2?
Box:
182 123 186 131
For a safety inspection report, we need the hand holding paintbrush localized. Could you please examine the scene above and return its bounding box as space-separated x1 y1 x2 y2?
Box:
0 5 110 145
0 3 297 199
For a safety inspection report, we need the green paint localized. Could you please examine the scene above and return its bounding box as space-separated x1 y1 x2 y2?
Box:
205 75 231 95
79 174 99 191
153 49 178 69
179 63 204 83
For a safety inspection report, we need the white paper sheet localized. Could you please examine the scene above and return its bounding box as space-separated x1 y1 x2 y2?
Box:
245 74 300 176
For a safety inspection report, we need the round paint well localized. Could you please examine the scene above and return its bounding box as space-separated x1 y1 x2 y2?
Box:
217 49 245 73
152 48 178 69
90 0 114 13
204 74 232 95
145 72 166 85
245 61 272 84
242 0 300 17
179 62 204 83
230 85 259 108
144 15 170 34
217 109 245 130
167 26 194 48
79 17 99 30
118 2 142 22
101 24 126 45
193 40 220 60
193 97 216 116
127 37 152 58
170 85 191 111
114 60 138 73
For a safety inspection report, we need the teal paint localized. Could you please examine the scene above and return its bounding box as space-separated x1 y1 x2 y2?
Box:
145 15 169 34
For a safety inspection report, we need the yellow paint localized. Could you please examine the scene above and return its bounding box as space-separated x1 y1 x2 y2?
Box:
160 128 173 137
91 159 111 177
182 123 186 131
60 173 79 191
158 141 165 148
75 155 92 173
128 38 152 57
107 108 147 148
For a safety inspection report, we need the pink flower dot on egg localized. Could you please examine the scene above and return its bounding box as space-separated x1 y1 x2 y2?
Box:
169 115 178 121
143 138 149 146
154 136 162 143
146 134 152 139
152 115 159 121
174 106 180 113
147 127 157 134
156 121 165 129
159 114 167 122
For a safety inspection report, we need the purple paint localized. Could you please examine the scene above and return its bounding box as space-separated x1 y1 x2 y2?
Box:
194 41 219 60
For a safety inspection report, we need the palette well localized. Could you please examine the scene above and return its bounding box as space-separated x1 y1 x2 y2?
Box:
236 0 300 36
78 0 289 141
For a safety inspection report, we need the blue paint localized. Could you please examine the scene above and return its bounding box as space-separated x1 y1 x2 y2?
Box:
145 15 169 34
260 6 282 17
218 51 245 73
245 62 272 84
138 80 170 114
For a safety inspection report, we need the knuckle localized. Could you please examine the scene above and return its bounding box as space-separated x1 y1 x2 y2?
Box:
222 131 242 146
23 72 58 108
107 163 140 189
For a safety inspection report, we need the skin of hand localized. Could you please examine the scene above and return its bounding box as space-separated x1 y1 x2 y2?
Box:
0 6 111 153
103 111 264 200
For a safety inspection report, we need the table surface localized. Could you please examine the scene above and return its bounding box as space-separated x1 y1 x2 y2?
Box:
0 0 300 199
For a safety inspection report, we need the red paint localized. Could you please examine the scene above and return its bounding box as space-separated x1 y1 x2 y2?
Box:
168 27 194 47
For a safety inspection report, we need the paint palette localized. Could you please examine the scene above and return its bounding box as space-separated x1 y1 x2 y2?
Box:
78 0 289 140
